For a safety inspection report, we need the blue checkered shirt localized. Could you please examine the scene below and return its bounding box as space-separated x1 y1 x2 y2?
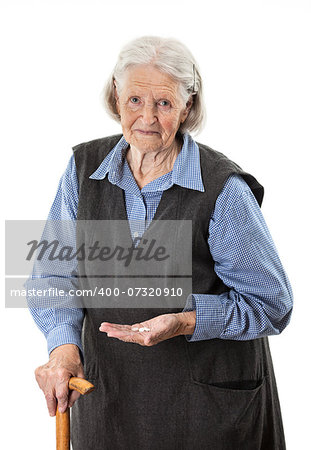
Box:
27 133 293 356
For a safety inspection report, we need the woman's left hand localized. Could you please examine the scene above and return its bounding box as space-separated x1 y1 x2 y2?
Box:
99 311 196 346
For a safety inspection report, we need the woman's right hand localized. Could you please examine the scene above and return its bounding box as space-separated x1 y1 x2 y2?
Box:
35 343 84 416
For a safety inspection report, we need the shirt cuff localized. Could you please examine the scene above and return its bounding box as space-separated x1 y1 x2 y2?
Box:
182 293 225 342
47 324 84 361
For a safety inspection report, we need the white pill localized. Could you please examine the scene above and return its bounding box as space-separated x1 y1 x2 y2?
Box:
143 327 150 332
139 327 145 332
131 327 139 331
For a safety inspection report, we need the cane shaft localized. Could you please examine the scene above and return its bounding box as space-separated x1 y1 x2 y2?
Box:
56 407 70 450
56 377 95 450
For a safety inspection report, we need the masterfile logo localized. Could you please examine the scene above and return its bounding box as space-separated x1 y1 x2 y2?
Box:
5 220 192 308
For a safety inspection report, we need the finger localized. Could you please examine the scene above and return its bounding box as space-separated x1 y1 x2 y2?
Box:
106 327 155 346
100 322 132 330
68 368 84 408
68 389 81 408
45 391 57 417
99 322 133 332
100 321 154 344
106 328 143 343
99 321 126 328
55 383 69 414
106 328 136 339
102 322 151 333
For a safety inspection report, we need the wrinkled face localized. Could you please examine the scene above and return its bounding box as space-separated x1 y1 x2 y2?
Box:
114 65 192 153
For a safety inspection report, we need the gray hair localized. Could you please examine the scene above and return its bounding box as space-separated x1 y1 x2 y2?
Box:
101 36 206 135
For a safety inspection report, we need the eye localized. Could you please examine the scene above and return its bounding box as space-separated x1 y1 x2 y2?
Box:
130 97 140 104
158 100 170 108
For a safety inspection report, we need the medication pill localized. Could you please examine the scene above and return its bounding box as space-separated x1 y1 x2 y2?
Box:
131 327 139 331
139 327 145 332
143 327 150 331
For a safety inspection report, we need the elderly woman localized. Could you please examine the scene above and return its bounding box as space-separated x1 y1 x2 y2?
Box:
30 36 293 449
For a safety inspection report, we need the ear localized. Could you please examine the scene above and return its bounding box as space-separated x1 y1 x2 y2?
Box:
180 95 193 123
113 80 120 114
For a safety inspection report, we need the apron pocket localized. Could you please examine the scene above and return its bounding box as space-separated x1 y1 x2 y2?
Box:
203 375 267 428
185 376 268 448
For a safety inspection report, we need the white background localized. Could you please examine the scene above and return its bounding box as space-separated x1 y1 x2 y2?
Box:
1 0 310 448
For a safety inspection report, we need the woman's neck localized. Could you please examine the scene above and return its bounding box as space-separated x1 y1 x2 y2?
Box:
126 137 182 189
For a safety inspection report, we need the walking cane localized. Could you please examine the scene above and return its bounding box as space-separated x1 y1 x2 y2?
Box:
56 377 95 450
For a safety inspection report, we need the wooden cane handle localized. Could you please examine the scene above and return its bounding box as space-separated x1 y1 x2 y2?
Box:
56 377 95 450
68 377 95 395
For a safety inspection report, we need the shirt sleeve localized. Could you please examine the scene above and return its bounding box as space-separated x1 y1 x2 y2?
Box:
25 154 85 357
182 174 293 342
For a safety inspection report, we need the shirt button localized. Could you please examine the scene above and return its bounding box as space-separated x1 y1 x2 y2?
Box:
133 231 139 238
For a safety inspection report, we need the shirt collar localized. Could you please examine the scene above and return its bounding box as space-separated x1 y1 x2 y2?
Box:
89 132 205 192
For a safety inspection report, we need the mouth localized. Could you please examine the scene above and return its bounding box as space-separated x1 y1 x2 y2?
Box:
134 129 159 136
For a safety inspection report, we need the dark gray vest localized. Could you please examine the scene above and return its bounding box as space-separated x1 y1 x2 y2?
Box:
71 134 285 450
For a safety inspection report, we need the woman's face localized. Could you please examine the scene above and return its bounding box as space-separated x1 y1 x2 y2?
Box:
114 65 191 153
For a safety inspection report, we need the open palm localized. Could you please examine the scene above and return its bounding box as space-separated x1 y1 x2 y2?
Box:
99 313 183 346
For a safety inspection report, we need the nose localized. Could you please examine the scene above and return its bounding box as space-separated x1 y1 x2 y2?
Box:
141 103 157 126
